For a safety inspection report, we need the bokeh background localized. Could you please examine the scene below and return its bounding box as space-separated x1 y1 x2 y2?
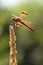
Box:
0 0 43 65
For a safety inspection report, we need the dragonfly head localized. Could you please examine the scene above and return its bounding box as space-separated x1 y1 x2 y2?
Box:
11 14 21 22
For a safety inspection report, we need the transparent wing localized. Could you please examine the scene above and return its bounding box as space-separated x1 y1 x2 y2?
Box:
15 22 22 27
21 21 32 25
15 21 32 27
20 11 28 18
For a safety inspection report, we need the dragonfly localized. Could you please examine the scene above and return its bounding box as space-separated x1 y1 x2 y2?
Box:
11 11 35 32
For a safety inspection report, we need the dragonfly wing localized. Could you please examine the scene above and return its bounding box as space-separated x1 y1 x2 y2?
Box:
19 20 35 32
21 11 28 15
20 11 28 18
15 22 23 27
22 21 32 25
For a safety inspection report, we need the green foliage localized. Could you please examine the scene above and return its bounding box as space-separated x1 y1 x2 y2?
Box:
0 3 43 65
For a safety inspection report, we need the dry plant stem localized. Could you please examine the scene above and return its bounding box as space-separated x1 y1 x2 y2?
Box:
9 25 17 65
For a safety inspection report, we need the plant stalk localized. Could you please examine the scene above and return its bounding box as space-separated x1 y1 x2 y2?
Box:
9 25 17 65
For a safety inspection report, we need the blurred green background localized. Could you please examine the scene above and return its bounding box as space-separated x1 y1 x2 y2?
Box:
0 0 43 65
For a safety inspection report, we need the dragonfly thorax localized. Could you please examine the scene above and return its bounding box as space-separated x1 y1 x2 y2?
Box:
12 17 22 22
14 17 22 22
